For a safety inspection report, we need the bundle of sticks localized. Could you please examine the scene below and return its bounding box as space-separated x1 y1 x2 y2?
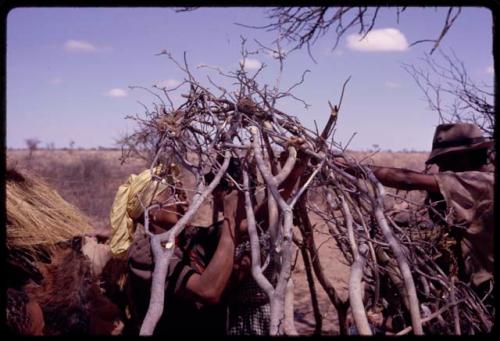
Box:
120 51 492 335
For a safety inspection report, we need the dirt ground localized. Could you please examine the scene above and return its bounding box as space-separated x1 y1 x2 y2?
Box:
7 148 431 335
292 211 351 335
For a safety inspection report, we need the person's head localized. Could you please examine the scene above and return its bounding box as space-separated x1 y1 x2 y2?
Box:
148 185 188 232
204 156 242 195
426 123 493 172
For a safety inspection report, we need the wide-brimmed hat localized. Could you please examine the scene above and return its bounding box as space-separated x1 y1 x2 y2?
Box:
426 123 494 164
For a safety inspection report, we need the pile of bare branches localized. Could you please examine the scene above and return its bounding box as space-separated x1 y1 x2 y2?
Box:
119 47 493 335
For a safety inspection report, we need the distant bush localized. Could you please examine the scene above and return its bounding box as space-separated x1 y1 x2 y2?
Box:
25 138 41 162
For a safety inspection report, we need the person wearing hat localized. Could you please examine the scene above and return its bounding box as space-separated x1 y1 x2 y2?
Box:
361 123 494 309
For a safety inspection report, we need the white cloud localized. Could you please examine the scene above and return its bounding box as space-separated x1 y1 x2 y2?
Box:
155 79 181 89
64 39 98 52
240 58 262 70
487 65 494 75
346 28 408 52
384 81 401 88
106 88 128 98
50 77 63 85
332 49 344 56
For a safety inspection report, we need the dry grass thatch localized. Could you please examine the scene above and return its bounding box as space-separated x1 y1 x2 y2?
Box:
6 167 93 251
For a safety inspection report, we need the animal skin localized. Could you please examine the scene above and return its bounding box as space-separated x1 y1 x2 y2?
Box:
14 237 124 335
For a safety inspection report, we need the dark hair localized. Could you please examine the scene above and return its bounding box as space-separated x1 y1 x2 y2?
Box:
204 157 242 190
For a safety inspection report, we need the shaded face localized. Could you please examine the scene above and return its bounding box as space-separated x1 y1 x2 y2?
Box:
149 187 187 231
434 150 484 172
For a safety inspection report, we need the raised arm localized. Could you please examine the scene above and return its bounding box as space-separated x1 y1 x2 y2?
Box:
145 187 238 305
182 190 238 305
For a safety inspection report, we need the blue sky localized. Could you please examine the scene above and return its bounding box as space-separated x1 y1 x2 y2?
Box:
7 7 494 151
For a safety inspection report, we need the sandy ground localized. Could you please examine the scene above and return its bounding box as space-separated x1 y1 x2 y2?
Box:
291 211 351 335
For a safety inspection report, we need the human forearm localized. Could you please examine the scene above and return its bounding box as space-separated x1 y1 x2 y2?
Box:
279 151 309 201
372 166 413 189
370 166 439 192
334 157 440 193
185 218 236 305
